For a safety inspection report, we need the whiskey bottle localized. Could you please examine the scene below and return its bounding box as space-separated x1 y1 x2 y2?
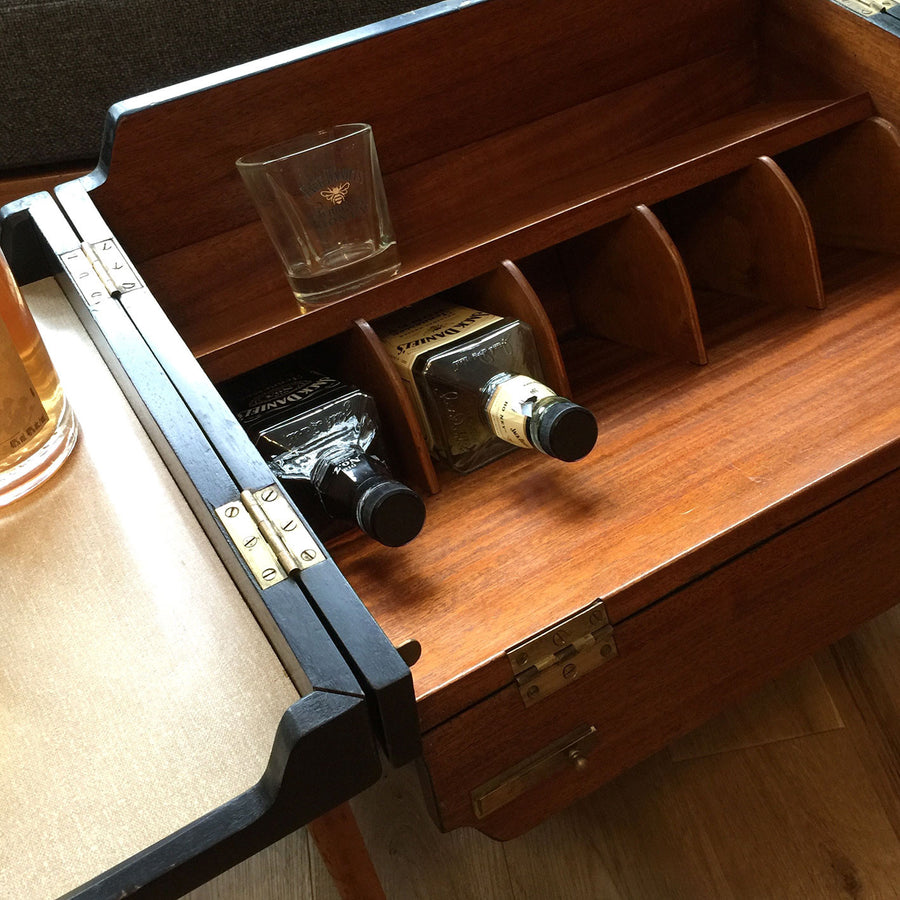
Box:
220 363 425 546
376 298 597 473
0 249 78 506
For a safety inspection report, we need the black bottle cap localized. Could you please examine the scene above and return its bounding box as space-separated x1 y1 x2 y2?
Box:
533 400 598 462
356 479 427 547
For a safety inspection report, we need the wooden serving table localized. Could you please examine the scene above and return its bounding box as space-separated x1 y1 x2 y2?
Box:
0 278 301 898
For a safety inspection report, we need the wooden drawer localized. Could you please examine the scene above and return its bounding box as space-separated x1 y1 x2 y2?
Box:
421 467 900 838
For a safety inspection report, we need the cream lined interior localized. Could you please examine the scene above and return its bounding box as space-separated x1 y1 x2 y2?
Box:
0 278 299 899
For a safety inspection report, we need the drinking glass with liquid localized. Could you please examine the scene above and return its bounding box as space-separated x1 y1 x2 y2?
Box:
0 250 77 506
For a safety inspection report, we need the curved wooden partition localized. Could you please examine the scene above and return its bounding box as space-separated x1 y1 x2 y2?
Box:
653 157 825 312
777 116 900 255
558 205 706 365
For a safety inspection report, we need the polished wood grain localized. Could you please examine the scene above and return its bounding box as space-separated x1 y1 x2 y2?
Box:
764 0 900 126
141 91 873 383
68 0 882 383
421 466 900 836
655 156 825 309
2 279 299 900
187 607 900 899
777 116 900 254
91 0 756 261
36 0 900 883
332 250 900 734
560 204 706 364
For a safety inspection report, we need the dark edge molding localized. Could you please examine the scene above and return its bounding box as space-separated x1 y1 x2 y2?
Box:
299 558 422 765
59 692 380 900
54 179 423 767
871 10 900 37
0 194 51 283
4 192 386 896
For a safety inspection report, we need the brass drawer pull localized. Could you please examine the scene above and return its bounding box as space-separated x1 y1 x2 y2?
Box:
471 725 597 819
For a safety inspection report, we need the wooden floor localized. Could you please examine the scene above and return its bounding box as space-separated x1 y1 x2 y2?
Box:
186 598 900 899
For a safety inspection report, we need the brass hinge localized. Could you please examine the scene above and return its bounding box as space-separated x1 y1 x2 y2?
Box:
83 238 143 297
832 0 897 17
507 600 617 707
59 245 112 309
58 239 142 308
215 485 325 589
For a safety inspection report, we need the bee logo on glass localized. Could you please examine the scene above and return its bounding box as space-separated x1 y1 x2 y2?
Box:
320 182 351 205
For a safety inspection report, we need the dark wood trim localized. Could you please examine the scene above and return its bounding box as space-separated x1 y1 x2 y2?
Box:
51 180 422 767
61 693 379 899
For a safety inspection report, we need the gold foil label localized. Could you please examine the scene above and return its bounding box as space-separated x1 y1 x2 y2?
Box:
378 301 501 448
380 302 502 369
486 375 555 449
0 320 47 461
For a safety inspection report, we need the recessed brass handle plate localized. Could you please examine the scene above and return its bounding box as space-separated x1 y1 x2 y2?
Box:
471 724 597 819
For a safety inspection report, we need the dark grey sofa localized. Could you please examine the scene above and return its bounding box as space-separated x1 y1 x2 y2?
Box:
1 0 421 172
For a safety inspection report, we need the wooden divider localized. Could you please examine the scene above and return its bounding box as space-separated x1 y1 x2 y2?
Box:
314 321 441 497
776 117 900 255
311 260 575 497
653 157 825 311
557 205 706 365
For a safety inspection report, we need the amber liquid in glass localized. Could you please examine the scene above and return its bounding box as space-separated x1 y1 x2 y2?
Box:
0 252 77 505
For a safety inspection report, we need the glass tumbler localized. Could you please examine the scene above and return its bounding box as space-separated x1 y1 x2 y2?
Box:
236 123 400 310
0 249 78 506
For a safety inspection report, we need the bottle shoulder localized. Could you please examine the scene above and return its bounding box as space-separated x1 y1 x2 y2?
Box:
414 317 539 384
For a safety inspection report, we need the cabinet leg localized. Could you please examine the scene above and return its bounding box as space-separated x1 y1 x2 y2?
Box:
308 801 386 900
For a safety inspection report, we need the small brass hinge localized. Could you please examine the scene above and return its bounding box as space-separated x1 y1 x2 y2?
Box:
507 600 617 707
215 485 325 589
58 239 143 308
84 238 143 297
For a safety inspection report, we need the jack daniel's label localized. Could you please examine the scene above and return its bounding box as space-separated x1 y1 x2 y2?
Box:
0 320 47 461
485 375 555 449
224 370 341 436
377 300 502 448
381 301 501 366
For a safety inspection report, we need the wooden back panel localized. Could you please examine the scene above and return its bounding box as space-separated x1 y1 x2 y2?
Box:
87 0 755 263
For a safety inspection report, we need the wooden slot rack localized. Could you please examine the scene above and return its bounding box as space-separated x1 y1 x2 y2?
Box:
278 116 900 518
39 0 900 845
71 0 882 383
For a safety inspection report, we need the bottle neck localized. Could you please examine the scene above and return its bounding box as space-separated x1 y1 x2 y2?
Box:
482 374 598 462
311 448 425 547
482 374 559 450
312 447 385 519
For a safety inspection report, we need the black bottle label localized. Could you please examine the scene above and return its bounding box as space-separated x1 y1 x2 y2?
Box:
226 370 343 436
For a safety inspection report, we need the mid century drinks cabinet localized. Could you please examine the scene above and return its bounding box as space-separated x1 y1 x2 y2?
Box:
4 0 900 894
